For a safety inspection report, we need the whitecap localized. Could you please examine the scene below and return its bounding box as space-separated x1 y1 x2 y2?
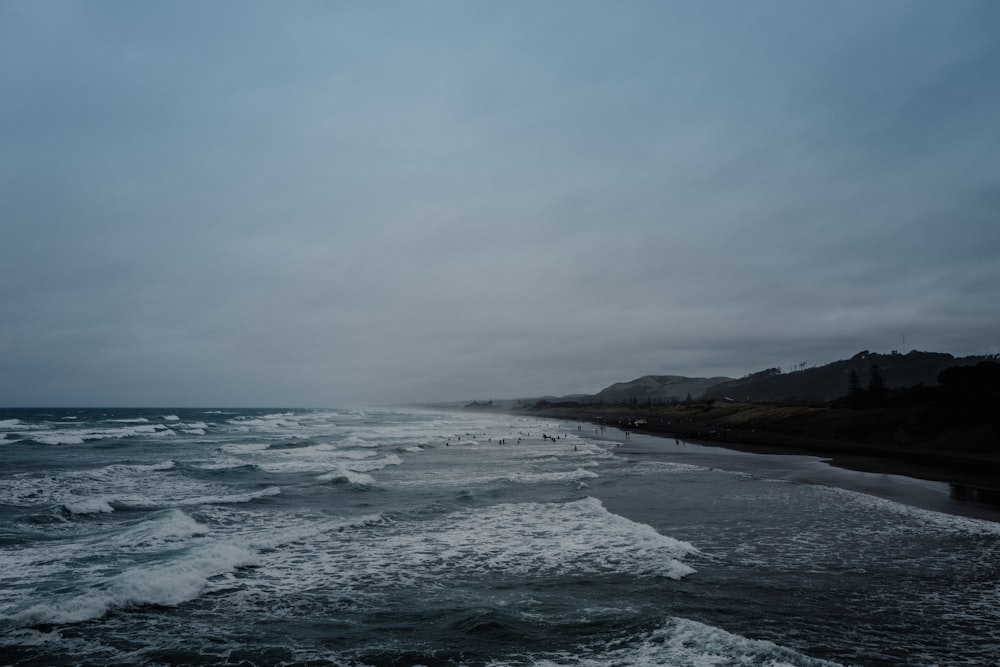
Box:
109 460 175 473
192 459 258 471
529 616 843 666
175 486 281 507
317 469 377 487
821 485 1000 537
32 424 173 445
248 513 384 551
33 433 86 445
220 443 271 454
61 498 114 515
5 542 258 626
122 509 210 546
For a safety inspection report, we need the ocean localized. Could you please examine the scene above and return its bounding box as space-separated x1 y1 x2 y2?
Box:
1 407 998 666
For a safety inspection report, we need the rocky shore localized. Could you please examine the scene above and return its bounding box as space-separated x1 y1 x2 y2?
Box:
517 400 1000 496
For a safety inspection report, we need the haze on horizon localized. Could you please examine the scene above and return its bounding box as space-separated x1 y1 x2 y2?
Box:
2 1 999 408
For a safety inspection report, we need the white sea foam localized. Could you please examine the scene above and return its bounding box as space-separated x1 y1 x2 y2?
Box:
192 458 253 471
111 460 176 473
31 424 173 445
220 442 271 454
252 447 393 475
316 469 377 486
173 486 281 507
340 434 380 448
33 433 87 445
248 513 384 551
247 496 698 602
507 468 599 484
394 465 600 490
525 616 843 667
227 413 298 430
62 497 115 515
0 459 271 512
105 418 149 424
122 509 210 546
334 448 380 460
5 542 258 626
820 485 1000 536
0 418 23 428
412 496 699 580
346 453 403 472
162 415 180 421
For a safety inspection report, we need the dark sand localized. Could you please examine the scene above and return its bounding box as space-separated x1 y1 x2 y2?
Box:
519 402 1000 501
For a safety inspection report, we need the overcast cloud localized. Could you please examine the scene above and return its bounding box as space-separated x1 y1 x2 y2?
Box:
2 0 999 407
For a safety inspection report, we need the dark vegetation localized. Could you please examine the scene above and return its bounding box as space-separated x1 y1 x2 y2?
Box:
514 351 1000 490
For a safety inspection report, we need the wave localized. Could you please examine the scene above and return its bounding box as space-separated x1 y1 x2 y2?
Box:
400 467 599 490
252 449 395 475
226 413 299 430
316 469 377 487
220 442 271 454
4 542 257 627
109 460 176 473
61 498 115 515
192 459 259 471
173 486 281 507
120 509 210 546
509 468 599 484
30 424 174 446
524 616 843 667
0 462 273 513
821 485 1000 536
278 497 700 591
249 513 384 551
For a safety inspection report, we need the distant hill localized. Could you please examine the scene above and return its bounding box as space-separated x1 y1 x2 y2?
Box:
594 374 734 404
513 375 733 408
702 350 993 403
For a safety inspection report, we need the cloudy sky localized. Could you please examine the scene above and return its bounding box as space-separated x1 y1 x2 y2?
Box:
2 1 999 407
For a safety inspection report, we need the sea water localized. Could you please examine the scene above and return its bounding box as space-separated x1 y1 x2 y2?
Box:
1 408 998 666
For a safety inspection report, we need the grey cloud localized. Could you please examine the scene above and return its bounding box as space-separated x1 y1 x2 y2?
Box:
2 1 998 406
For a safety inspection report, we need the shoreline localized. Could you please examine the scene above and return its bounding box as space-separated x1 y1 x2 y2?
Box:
510 403 1000 502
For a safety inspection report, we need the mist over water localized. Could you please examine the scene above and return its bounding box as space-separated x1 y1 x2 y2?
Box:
2 407 998 666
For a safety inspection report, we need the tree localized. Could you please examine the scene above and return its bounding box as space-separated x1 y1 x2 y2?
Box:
868 364 886 402
847 370 862 407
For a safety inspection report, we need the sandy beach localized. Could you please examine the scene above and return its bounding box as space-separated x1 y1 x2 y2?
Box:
517 401 1000 500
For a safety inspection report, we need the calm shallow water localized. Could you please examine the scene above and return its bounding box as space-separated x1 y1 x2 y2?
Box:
2 408 998 666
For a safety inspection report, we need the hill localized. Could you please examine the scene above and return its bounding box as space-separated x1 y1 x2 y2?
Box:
520 360 1000 491
702 350 991 403
593 374 734 404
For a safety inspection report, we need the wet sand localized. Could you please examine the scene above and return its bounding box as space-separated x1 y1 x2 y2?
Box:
518 403 1000 513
